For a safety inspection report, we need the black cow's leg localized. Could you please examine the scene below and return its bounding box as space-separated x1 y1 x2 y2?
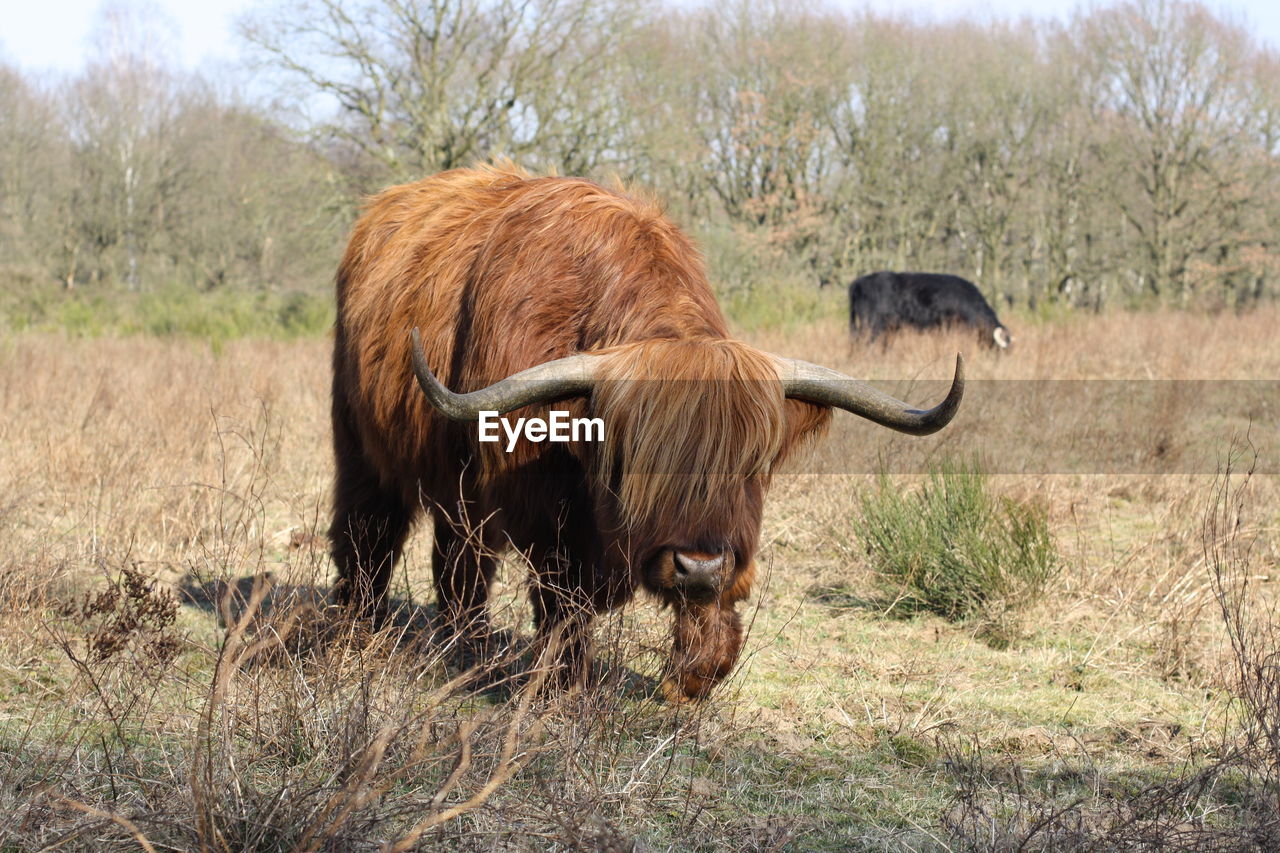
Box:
870 317 890 343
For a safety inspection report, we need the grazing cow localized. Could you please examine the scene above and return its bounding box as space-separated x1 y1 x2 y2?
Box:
330 164 963 700
849 271 1011 350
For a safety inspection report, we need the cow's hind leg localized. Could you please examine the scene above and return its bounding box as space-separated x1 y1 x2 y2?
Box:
329 469 413 622
329 400 413 622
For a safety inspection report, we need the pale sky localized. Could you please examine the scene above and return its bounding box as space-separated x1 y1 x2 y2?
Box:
1 0 1277 76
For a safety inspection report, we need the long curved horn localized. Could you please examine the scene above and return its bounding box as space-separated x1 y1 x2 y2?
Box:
411 328 601 421
414 327 963 433
775 354 964 436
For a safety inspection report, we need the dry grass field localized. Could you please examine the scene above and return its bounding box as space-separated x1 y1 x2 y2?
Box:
2 308 1279 850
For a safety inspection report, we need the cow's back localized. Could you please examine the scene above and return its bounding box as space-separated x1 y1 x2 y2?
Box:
902 274 1000 328
849 271 1000 336
333 164 728 497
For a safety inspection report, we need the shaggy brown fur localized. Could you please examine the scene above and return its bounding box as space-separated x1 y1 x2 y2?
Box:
331 163 829 698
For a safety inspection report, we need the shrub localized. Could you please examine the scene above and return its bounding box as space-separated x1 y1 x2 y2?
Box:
0 280 334 343
856 458 1058 645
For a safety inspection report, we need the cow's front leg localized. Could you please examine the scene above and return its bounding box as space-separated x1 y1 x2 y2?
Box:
432 512 499 658
529 573 597 693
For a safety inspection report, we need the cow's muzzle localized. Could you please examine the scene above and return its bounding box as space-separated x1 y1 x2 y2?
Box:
672 549 732 602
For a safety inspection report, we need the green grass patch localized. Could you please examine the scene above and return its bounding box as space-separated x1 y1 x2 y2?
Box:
857 458 1060 647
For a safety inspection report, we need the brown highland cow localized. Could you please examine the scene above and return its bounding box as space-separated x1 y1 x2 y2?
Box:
331 163 963 699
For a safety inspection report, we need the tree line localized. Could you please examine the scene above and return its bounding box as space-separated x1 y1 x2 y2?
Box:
2 0 1277 320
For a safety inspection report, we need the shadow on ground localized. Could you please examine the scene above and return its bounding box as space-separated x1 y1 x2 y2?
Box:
177 573 661 701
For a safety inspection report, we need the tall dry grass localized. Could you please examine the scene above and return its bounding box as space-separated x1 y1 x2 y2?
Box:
1 307 1278 848
0 335 771 849
749 305 1280 379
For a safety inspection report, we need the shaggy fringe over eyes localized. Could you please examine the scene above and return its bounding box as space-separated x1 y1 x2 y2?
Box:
592 339 787 529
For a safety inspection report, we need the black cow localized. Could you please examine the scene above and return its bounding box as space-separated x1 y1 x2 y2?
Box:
848 271 1011 350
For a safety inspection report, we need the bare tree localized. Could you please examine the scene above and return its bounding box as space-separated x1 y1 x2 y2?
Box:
62 2 185 289
682 0 850 229
165 93 347 290
938 23 1048 295
0 66 75 284
241 0 640 183
1078 0 1270 301
834 17 962 277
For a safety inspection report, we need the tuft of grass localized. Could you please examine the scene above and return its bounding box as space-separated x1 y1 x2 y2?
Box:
856 458 1059 646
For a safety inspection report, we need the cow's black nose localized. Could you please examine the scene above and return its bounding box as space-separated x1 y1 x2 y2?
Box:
673 550 726 599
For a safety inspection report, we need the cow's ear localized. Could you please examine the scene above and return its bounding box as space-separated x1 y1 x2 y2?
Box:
774 399 832 468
